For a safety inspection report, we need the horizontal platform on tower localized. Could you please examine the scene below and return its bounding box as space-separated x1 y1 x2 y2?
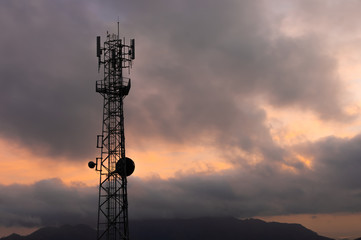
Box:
96 78 131 96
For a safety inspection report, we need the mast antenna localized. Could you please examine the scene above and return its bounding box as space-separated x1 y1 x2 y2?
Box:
117 17 120 40
89 23 136 240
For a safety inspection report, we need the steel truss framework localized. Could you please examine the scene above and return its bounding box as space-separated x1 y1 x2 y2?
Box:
94 32 135 240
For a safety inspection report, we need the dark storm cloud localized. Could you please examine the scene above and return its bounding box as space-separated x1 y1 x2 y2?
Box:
0 0 103 159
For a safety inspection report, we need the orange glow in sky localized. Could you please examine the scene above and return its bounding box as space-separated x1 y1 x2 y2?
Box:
0 138 97 186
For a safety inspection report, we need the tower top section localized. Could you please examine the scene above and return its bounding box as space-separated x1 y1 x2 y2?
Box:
95 29 135 98
96 34 135 73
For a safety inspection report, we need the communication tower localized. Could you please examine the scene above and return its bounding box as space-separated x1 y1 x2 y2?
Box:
88 24 135 240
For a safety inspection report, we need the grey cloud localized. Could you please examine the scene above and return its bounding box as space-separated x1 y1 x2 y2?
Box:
127 134 361 219
0 0 103 159
122 0 350 120
298 134 361 190
122 0 352 158
0 178 97 227
128 144 361 219
293 0 361 37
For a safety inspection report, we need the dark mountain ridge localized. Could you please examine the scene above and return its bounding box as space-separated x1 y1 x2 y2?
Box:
1 225 95 240
0 217 352 240
130 217 334 240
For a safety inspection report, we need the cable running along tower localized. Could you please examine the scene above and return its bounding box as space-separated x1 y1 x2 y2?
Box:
88 25 135 240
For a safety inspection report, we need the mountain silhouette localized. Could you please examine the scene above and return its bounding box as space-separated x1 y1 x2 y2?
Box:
0 217 351 240
0 225 95 240
130 217 334 240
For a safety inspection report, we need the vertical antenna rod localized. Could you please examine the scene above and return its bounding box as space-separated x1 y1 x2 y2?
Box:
89 26 136 240
117 18 120 40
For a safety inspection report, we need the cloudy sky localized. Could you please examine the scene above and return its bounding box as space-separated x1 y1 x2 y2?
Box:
1 0 361 239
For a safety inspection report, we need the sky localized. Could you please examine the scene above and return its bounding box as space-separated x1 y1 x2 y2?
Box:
1 0 361 239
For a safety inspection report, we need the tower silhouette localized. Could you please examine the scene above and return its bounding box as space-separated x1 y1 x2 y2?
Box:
89 25 135 240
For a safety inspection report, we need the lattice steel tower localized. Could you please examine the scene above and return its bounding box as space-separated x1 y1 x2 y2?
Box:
88 26 135 240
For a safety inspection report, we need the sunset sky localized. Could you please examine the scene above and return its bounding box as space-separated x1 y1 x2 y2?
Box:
1 0 361 239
